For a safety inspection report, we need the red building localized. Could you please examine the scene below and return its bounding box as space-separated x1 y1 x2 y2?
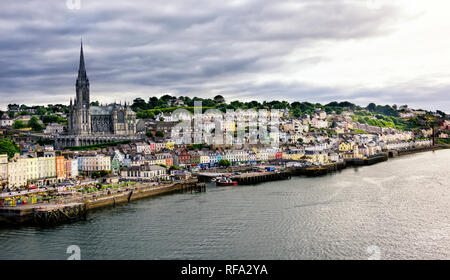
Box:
275 152 283 159
176 149 191 166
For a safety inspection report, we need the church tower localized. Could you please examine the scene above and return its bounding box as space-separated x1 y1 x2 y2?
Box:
71 40 91 135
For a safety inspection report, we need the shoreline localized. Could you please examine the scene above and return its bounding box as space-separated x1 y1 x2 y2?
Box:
0 179 203 226
1 145 448 227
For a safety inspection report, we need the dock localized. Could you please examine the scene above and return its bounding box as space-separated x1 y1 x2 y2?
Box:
33 203 87 225
0 179 205 226
232 171 291 185
345 154 388 166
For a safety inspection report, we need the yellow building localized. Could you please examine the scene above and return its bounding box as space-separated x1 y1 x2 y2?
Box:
0 154 7 186
166 141 175 150
4 153 57 188
24 155 56 186
155 157 166 166
305 152 329 165
339 142 353 153
7 154 27 188
282 150 304 161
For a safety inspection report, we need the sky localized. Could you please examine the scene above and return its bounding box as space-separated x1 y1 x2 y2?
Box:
1 0 450 112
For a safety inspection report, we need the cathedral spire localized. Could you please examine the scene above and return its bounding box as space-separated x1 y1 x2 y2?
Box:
78 39 87 80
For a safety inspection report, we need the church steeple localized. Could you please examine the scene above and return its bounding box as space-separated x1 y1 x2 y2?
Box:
78 39 87 80
76 39 90 108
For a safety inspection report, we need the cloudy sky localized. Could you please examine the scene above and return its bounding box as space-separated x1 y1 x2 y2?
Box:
1 0 450 112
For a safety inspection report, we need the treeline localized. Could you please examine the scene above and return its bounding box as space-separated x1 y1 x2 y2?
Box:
6 95 430 122
12 115 66 132
13 116 43 131
352 111 438 131
136 106 216 119
6 104 68 116
366 103 399 117
130 95 365 118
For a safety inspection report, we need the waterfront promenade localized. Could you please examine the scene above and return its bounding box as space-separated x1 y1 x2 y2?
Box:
0 179 202 226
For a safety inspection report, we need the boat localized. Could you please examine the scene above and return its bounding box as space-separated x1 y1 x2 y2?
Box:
216 177 238 187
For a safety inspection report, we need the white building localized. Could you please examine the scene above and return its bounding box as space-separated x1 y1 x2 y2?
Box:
120 165 168 181
44 123 64 134
78 154 111 172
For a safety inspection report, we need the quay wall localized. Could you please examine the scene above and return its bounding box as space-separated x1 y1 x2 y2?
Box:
396 145 447 156
0 180 200 226
85 181 199 210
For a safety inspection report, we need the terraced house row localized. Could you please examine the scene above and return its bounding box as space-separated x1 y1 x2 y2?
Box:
0 134 435 189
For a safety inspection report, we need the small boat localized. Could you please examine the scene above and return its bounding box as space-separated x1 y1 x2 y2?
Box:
216 177 238 187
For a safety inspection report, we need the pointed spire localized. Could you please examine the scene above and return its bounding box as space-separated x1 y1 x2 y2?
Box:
78 38 87 79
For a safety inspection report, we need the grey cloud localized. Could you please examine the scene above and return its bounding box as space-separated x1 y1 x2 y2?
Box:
1 0 447 112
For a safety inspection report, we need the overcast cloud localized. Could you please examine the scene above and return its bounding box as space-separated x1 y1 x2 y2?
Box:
1 0 449 112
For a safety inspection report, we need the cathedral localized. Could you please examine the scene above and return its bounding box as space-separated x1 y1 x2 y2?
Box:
68 42 136 136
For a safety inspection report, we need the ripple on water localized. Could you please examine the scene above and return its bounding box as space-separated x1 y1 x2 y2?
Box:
1 150 450 259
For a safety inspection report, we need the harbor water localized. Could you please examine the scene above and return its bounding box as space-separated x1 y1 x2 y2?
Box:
1 149 450 260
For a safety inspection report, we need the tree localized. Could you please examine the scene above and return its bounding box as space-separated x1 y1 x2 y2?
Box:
155 130 164 138
0 138 20 159
367 103 376 112
37 138 54 145
169 165 179 171
99 170 111 177
131 98 147 111
13 120 26 129
29 116 43 131
148 97 159 109
218 159 231 167
136 110 155 119
213 95 225 104
91 171 101 179
297 138 303 143
41 114 64 124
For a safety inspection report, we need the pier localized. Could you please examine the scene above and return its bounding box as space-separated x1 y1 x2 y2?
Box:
84 180 204 210
288 162 346 177
0 179 205 226
345 154 388 167
33 203 87 226
232 171 291 185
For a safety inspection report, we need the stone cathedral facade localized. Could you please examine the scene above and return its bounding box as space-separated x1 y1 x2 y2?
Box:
68 42 137 136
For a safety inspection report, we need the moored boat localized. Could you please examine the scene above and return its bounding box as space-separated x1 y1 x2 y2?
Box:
216 177 238 186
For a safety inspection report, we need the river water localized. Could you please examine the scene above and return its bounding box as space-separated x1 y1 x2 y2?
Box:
1 150 450 260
